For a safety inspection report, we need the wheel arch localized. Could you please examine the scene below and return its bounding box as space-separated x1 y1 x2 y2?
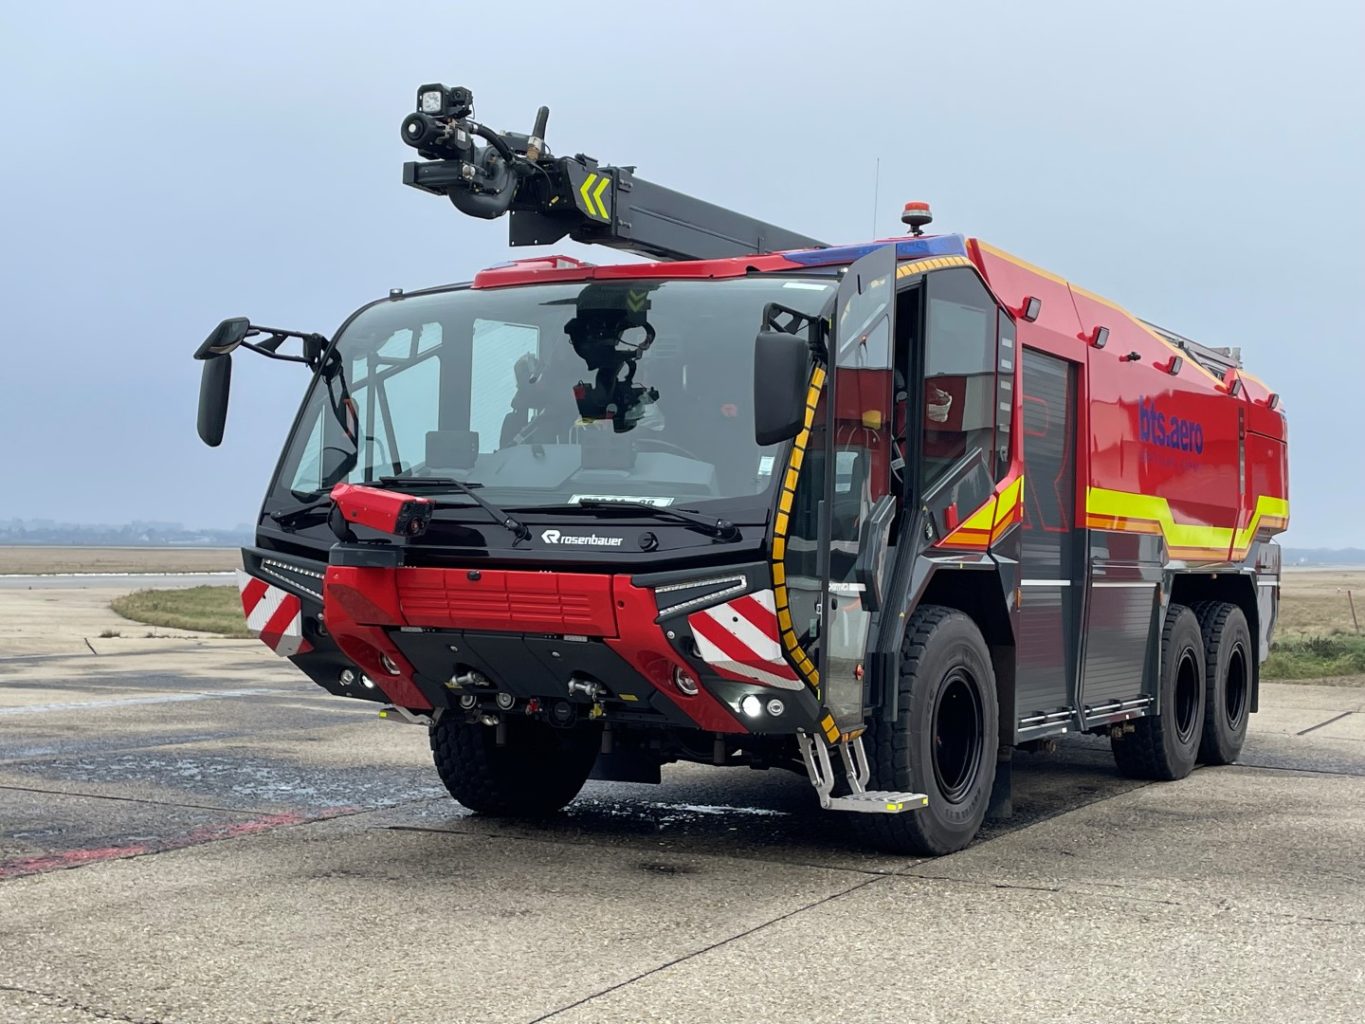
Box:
908 566 1015 747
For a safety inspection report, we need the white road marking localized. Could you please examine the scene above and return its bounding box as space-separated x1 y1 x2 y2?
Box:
0 688 278 716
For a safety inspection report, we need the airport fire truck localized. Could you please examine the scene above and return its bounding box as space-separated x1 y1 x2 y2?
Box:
196 84 1288 854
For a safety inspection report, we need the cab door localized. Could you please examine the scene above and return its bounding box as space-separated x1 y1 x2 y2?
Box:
821 245 897 734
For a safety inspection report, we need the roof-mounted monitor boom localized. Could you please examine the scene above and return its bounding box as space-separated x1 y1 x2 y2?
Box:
400 83 826 263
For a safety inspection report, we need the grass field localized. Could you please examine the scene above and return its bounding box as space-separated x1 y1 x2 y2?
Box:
0 546 241 575
111 585 252 638
1265 569 1365 680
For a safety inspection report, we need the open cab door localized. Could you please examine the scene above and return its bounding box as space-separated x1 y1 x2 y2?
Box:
821 243 899 737
790 245 928 814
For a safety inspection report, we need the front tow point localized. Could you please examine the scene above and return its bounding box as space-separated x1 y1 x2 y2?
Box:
379 705 434 726
796 732 929 814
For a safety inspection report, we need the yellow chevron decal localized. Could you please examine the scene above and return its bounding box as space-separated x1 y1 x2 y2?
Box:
592 175 610 219
577 172 610 220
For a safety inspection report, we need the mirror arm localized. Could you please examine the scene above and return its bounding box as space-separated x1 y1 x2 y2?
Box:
240 340 312 366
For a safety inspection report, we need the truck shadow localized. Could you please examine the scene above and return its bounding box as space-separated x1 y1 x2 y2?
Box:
374 737 1148 870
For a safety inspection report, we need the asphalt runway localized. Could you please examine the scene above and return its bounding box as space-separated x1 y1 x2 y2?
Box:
0 584 1361 1023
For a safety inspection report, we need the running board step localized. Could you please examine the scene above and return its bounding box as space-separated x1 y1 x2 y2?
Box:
828 791 929 814
797 731 929 816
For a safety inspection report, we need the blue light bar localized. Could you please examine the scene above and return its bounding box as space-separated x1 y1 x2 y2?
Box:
784 233 968 267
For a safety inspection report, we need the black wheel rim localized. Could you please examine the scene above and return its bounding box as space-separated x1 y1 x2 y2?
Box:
1174 649 1200 743
1225 643 1249 727
932 669 985 804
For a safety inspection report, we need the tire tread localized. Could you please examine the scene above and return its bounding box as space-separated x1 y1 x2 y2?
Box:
857 605 995 855
429 716 598 817
1111 602 1202 780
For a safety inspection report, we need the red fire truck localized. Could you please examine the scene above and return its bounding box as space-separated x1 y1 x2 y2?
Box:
195 85 1288 854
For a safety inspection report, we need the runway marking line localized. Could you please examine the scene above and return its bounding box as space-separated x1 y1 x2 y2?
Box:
0 805 361 882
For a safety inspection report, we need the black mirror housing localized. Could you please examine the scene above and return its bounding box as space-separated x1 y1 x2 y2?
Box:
197 354 232 447
194 317 251 360
753 331 810 446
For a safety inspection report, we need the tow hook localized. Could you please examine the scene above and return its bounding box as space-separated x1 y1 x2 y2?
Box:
378 705 434 726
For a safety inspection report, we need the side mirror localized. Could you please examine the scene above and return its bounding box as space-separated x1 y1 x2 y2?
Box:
753 331 810 445
193 317 251 359
197 354 232 447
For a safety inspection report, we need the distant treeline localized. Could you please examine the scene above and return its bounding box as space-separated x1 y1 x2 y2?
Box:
1283 548 1365 567
0 519 252 547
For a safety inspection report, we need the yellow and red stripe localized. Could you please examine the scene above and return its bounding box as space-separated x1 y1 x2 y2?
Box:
936 475 1026 551
1085 488 1288 562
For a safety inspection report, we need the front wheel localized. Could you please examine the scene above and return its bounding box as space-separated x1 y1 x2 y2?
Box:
857 606 999 856
430 714 601 817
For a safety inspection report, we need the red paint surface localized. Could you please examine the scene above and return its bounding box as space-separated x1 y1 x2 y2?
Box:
473 251 802 289
969 238 1287 562
323 567 432 709
0 808 359 881
606 579 745 733
397 568 619 635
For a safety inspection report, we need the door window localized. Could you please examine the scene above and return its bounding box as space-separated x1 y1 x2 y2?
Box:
921 268 1006 512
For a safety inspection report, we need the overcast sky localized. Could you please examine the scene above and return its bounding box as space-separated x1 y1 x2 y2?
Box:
2 1 1361 545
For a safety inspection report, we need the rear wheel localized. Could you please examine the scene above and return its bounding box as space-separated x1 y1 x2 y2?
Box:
1111 603 1205 780
858 606 999 856
1193 601 1252 765
430 714 601 817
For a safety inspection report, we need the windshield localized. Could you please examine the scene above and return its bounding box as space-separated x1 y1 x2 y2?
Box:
271 276 835 519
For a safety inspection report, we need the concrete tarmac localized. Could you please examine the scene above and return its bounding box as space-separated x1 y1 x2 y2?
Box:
0 583 1361 1023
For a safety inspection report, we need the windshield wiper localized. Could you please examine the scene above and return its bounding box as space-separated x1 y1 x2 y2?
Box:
376 475 531 543
270 499 331 531
573 499 741 541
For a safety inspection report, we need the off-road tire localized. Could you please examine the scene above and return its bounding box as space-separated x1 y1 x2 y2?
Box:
430 714 601 817
1192 601 1252 765
857 606 999 856
1111 603 1206 780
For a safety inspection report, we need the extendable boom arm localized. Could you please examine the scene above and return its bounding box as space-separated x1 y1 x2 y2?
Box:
400 83 825 263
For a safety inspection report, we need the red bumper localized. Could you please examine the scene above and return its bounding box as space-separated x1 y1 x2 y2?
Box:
322 565 743 732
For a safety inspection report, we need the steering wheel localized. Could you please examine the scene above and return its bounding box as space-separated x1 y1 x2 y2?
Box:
634 436 705 462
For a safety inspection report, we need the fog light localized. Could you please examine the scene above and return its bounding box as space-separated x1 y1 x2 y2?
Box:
495 692 516 710
766 699 785 717
361 676 376 689
740 694 763 718
672 665 699 696
459 694 478 710
379 653 400 675
340 668 356 686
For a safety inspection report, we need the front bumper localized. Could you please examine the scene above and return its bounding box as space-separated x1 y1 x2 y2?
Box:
314 554 821 736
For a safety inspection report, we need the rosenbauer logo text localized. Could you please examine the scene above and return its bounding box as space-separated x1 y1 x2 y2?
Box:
1138 397 1205 455
540 529 624 547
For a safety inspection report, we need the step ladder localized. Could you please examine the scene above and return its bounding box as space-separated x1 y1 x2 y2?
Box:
797 731 928 814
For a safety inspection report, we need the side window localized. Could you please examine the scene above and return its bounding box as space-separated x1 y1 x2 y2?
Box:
347 322 442 480
921 269 1005 512
287 408 325 497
